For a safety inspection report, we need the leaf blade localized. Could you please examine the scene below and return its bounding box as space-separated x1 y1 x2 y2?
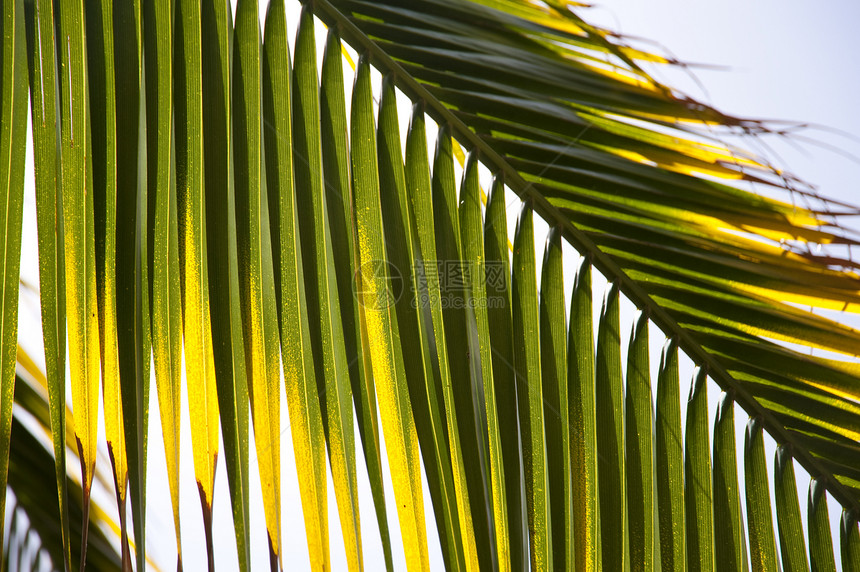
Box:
351 53 429 572
745 418 779 572
202 0 250 567
57 0 103 564
712 394 748 572
569 259 598 572
461 152 512 571
685 369 713 572
404 104 467 572
808 479 837 572
319 27 393 572
112 1 151 569
596 283 626 571
22 0 71 566
485 176 527 572
655 339 685 571
293 13 362 569
175 0 220 564
0 0 29 566
774 447 809 572
512 203 551 570
539 226 571 572
234 0 283 565
626 314 657 572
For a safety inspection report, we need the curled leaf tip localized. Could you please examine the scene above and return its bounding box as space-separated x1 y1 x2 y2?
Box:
715 392 732 424
774 445 792 476
809 478 826 505
842 509 858 534
746 417 763 446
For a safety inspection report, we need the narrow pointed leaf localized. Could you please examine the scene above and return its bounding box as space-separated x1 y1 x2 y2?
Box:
539 226 571 572
461 152 512 571
294 13 361 569
85 0 134 562
351 53 429 571
512 203 551 570
234 0 282 565
568 259 598 571
713 394 748 572
320 28 393 572
22 0 70 566
175 0 220 565
627 314 657 572
143 0 183 562
202 0 250 568
842 511 860 572
596 283 625 571
0 0 28 566
655 339 684 572
433 124 491 571
404 104 467 572
808 479 837 572
745 418 779 572
113 0 150 568
686 368 713 571
774 447 809 572
485 176 526 572
262 4 329 571
56 0 102 565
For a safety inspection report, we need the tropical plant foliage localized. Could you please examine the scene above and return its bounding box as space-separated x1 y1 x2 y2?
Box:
2 0 860 570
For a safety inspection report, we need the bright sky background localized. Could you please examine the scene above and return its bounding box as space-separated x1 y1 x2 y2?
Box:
13 1 860 570
588 0 860 212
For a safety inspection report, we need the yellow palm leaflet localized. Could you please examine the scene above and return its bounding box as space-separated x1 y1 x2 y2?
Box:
352 55 430 571
579 110 763 170
265 4 330 571
86 0 130 561
405 108 472 572
301 21 363 572
461 153 514 570
56 0 102 567
0 2 28 566
473 0 587 37
176 0 220 565
235 0 284 566
143 0 184 562
430 125 487 571
23 0 72 565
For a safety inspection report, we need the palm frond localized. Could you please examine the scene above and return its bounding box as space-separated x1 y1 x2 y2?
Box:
5 0 860 570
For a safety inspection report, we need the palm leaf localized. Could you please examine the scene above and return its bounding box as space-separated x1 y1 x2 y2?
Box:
5 0 860 570
234 1 286 567
0 0 30 568
202 0 251 568
22 0 71 566
294 10 362 568
404 104 467 572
